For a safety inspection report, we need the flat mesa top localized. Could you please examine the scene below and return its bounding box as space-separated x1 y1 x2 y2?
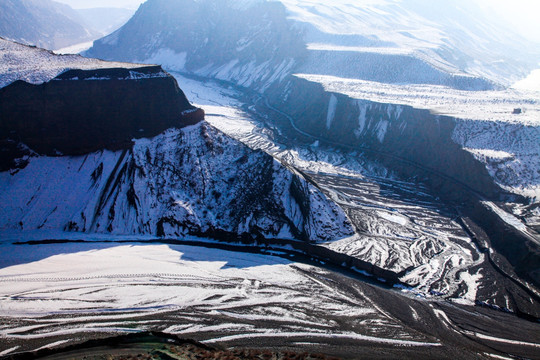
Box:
296 73 540 125
0 38 148 89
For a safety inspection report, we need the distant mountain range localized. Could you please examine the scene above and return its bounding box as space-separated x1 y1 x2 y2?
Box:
0 0 135 50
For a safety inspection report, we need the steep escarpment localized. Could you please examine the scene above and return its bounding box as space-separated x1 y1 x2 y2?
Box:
0 66 201 163
0 38 352 244
264 75 540 296
265 76 503 200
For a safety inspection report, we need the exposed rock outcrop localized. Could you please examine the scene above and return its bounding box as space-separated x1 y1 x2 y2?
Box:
0 66 202 163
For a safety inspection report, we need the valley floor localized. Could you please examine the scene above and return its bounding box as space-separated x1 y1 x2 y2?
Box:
1 240 539 359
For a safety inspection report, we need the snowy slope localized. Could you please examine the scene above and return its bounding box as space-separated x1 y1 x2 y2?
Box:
86 0 303 92
0 37 147 88
0 122 353 242
87 0 540 89
0 0 99 50
280 0 539 86
173 73 499 307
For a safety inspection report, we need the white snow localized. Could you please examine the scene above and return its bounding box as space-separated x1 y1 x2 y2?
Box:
294 73 540 125
307 43 414 56
0 347 20 356
457 270 483 304
34 340 70 351
144 48 187 71
0 242 434 351
53 41 95 55
513 68 540 93
375 120 388 143
326 94 338 129
0 38 148 88
376 211 408 226
462 331 540 348
202 331 440 347
482 202 529 233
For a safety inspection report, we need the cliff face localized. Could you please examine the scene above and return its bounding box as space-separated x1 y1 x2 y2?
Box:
0 66 202 163
0 39 352 243
265 76 503 200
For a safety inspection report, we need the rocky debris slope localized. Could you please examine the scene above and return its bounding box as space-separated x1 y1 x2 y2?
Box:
0 122 353 242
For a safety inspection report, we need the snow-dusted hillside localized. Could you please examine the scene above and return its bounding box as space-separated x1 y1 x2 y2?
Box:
88 0 540 90
84 0 540 200
174 73 540 318
0 0 99 50
0 122 353 242
86 0 304 92
280 0 539 86
0 37 146 88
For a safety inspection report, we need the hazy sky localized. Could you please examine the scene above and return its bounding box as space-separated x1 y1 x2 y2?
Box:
475 0 540 42
56 0 540 42
56 0 146 10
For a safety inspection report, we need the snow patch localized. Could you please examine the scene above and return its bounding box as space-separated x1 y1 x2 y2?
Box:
0 38 146 88
326 94 338 129
513 69 540 93
145 48 187 71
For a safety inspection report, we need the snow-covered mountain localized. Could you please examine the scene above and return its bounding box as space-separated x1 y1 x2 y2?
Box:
83 0 540 299
86 0 305 92
0 0 99 50
0 123 352 241
280 0 540 87
86 0 540 203
88 0 540 89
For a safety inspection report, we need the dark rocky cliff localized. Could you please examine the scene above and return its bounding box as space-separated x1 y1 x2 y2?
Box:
0 66 203 166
